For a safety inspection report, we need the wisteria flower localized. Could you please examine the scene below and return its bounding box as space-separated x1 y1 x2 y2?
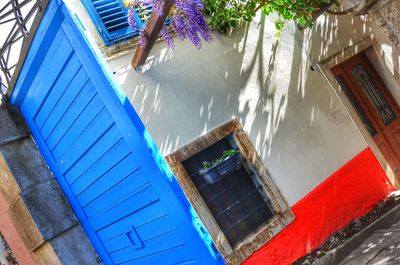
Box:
126 0 214 49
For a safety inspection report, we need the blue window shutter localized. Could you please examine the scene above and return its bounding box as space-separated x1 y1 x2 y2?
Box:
81 0 168 46
81 0 135 45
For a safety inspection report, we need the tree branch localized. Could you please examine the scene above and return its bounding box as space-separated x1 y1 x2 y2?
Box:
131 0 174 69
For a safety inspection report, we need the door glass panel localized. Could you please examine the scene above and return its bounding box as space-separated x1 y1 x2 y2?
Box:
351 63 397 125
335 75 377 136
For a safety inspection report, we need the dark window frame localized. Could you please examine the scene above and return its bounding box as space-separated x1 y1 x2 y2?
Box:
181 136 276 248
165 119 294 265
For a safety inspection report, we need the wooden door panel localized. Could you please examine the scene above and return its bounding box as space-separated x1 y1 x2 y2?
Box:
343 55 398 129
384 121 400 159
375 137 399 169
331 52 400 179
374 134 400 178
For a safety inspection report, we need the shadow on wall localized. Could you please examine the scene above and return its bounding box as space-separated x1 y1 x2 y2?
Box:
112 15 293 156
105 10 398 265
306 13 373 62
109 12 373 204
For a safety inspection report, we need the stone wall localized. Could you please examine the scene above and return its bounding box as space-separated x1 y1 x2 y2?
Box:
338 0 378 14
369 0 400 52
339 0 400 53
0 94 101 265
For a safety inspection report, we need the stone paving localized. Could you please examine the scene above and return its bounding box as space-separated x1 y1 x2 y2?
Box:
339 220 400 265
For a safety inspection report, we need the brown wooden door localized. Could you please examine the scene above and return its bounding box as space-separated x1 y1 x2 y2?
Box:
331 52 400 177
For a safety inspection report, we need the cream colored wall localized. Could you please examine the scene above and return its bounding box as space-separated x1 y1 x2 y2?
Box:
308 13 374 62
72 5 375 205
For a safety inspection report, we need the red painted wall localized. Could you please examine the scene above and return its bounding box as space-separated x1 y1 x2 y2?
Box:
243 148 394 265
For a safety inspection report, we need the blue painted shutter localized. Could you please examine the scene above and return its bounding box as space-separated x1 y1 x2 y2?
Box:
81 0 135 45
82 0 167 46
82 0 145 45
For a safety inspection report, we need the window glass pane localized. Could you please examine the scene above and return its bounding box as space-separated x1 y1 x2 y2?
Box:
335 75 377 136
351 63 397 125
182 137 274 248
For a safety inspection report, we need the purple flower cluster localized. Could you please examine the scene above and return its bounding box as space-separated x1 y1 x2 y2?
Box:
127 0 214 49
139 28 148 48
127 9 137 29
171 13 187 41
172 0 213 48
150 0 165 16
160 25 176 48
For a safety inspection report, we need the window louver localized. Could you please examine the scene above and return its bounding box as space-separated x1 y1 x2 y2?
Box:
82 0 152 46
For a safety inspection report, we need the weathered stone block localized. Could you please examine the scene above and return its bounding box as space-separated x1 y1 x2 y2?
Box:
339 0 379 14
50 225 102 265
370 0 400 51
0 139 55 191
20 179 78 242
32 242 62 265
0 154 21 204
0 97 28 146
8 197 44 251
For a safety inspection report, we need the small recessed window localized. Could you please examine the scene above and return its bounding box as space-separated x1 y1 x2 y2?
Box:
166 119 294 264
182 136 275 248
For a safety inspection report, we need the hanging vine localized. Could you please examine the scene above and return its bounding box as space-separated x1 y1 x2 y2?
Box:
125 0 335 48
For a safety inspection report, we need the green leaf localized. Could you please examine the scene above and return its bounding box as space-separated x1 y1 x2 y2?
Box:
204 0 318 34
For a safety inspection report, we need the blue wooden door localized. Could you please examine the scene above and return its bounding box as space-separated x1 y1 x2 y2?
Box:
10 1 223 265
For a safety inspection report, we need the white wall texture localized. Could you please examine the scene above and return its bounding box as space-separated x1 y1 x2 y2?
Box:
72 3 400 205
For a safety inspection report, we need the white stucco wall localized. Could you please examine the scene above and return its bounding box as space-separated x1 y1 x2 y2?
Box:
73 4 377 205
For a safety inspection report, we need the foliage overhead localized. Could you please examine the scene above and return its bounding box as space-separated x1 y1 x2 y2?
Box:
205 0 333 34
125 0 333 49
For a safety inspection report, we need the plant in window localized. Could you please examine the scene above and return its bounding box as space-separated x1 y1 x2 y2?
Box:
200 149 243 183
